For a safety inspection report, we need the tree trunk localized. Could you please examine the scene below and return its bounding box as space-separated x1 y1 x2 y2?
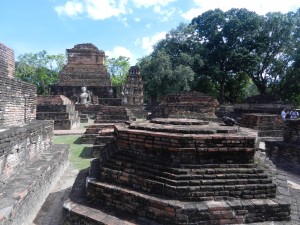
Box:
219 82 225 104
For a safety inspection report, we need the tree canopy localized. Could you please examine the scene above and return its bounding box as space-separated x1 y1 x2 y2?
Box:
15 50 65 95
106 56 131 97
139 8 300 106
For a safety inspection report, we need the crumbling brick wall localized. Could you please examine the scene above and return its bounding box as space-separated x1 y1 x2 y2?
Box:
0 43 15 78
0 43 36 126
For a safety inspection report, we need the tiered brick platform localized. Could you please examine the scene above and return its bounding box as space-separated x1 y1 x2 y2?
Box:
150 92 219 121
95 106 131 123
81 124 115 144
36 95 80 130
239 113 284 138
80 124 118 157
63 118 291 224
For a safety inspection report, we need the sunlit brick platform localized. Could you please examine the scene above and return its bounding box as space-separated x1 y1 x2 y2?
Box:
63 118 291 224
239 113 285 138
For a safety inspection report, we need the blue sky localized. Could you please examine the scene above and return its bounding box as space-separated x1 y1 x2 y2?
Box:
1 0 300 65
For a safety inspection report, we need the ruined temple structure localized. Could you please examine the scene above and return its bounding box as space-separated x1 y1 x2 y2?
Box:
266 119 300 169
239 113 285 139
233 93 293 118
63 118 291 224
51 43 136 121
36 95 80 130
0 43 69 225
122 66 146 118
51 43 115 101
150 92 219 121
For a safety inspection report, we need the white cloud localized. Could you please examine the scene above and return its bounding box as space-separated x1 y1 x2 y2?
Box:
86 0 127 20
137 32 166 54
106 46 136 64
134 17 141 22
182 0 300 20
131 0 177 8
55 0 128 20
153 5 176 22
55 1 83 17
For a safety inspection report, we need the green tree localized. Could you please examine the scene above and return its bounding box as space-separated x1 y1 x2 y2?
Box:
105 56 131 97
191 8 262 103
139 49 195 104
278 9 300 106
15 50 65 95
241 11 296 94
139 24 198 103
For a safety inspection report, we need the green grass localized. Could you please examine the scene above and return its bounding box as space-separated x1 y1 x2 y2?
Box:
54 135 94 170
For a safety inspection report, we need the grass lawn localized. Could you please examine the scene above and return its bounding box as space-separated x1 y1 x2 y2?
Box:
54 135 94 170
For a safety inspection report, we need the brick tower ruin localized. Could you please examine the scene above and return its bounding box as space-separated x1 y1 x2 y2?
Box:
51 43 115 101
51 43 133 122
0 43 69 225
63 118 291 224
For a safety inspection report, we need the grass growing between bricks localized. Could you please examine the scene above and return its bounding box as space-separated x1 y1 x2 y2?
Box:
54 135 94 170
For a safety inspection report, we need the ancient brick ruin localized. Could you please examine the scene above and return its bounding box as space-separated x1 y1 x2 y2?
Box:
122 66 145 118
0 43 69 225
239 113 284 138
150 92 219 121
51 43 136 123
36 95 80 130
0 43 14 79
51 43 114 102
266 119 300 168
233 94 293 118
63 118 291 224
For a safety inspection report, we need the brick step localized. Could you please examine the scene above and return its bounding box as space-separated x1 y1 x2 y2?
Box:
97 118 129 122
102 160 269 182
97 171 276 200
0 144 69 225
100 165 273 189
111 153 261 175
101 163 272 186
86 180 289 224
94 135 114 144
95 120 129 123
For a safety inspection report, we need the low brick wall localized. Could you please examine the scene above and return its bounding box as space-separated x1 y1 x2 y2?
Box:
151 92 219 121
75 104 103 115
0 120 53 185
98 98 122 106
283 119 300 143
0 144 69 225
95 106 129 123
240 113 284 137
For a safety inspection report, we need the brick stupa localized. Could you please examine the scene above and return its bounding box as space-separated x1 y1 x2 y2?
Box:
51 43 114 101
63 118 291 224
